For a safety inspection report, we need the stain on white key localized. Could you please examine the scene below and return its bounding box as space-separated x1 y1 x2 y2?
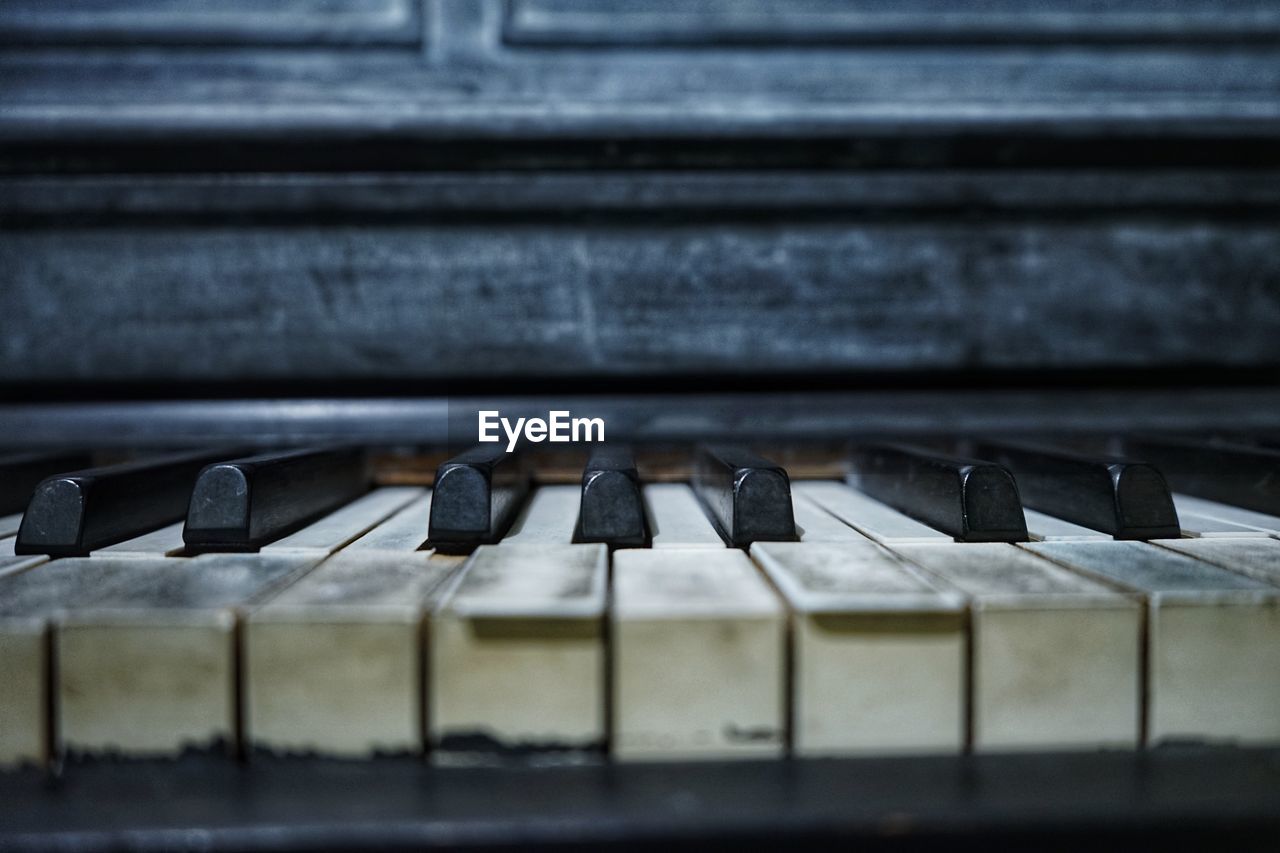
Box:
1023 509 1110 542
502 485 579 545
895 543 1141 752
56 553 320 757
246 550 462 758
644 484 724 549
263 487 423 555
92 522 187 557
612 549 785 761
430 543 607 755
753 541 965 756
341 491 433 553
794 482 950 544
1027 540 1280 746
1157 537 1280 586
0 556 142 767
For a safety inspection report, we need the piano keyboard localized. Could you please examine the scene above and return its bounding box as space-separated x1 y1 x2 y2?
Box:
2 441 1280 769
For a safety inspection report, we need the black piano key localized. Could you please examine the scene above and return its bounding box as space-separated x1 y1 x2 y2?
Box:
183 447 370 553
0 451 92 516
848 443 1028 543
693 445 797 547
427 445 530 552
575 446 648 547
15 449 241 557
1121 436 1280 517
974 441 1180 540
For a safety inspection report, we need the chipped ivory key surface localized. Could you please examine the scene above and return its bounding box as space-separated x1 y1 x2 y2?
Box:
793 482 950 544
501 485 579 545
430 544 607 754
245 550 463 757
262 487 423 555
341 491 433 553
752 541 965 756
894 543 1141 751
0 556 143 766
644 483 725 549
612 548 785 761
1027 540 1280 746
56 553 320 757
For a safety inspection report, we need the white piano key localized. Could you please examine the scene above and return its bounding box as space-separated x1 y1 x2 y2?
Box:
501 485 579 545
1023 509 1111 542
56 553 320 757
92 521 187 557
644 483 724 548
1173 493 1280 537
246 550 462 757
0 556 148 767
792 496 870 543
0 512 21 537
1156 537 1280 586
0 535 14 558
430 543 607 754
894 543 1141 751
341 492 433 553
612 548 785 761
0 553 45 579
752 541 965 756
1175 508 1273 538
262 487 423 555
1026 540 1280 746
795 482 951 544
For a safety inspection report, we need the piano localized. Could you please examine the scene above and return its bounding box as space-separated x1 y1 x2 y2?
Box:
2 1 1280 849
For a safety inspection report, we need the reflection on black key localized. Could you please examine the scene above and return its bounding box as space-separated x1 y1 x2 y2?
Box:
0 451 92 516
974 441 1179 540
184 447 370 552
849 443 1027 543
427 445 530 553
575 446 648 547
1122 436 1280 517
693 445 797 547
15 450 239 557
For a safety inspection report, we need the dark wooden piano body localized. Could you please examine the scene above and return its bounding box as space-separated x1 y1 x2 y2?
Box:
1 1 1279 849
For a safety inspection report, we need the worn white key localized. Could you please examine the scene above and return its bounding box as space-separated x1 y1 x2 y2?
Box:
0 556 141 767
895 543 1141 751
342 492 433 553
1175 508 1273 538
430 543 607 754
0 513 22 538
1173 493 1280 537
502 485 579 545
752 541 965 756
0 554 45 579
612 548 785 761
792 496 870 543
263 487 423 554
92 521 187 557
1023 509 1111 542
0 535 14 558
1027 540 1280 746
795 482 951 543
644 483 724 548
246 550 462 757
56 553 320 757
1157 537 1280 586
